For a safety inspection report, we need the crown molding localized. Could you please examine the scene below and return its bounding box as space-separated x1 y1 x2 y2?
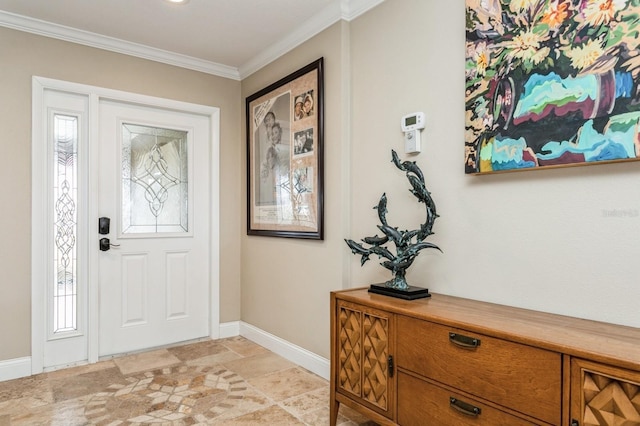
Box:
238 2 342 79
238 0 384 79
344 0 385 20
0 10 241 80
0 0 384 82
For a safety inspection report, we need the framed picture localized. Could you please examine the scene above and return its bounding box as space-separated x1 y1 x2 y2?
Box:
465 1 640 174
246 58 324 239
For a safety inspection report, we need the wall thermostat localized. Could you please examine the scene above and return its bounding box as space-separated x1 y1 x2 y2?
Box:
401 112 425 154
401 112 425 132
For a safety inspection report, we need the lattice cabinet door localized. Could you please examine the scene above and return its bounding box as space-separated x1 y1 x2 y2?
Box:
570 358 640 426
335 300 395 420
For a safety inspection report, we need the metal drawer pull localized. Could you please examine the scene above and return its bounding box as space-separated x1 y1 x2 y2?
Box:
450 397 482 417
449 332 481 348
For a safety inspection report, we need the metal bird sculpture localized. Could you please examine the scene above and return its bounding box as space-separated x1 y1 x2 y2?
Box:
345 150 441 291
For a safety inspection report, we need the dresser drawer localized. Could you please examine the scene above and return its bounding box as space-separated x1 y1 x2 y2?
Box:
396 316 561 425
398 372 538 425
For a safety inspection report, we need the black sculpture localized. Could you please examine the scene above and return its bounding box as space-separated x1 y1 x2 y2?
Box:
345 150 441 299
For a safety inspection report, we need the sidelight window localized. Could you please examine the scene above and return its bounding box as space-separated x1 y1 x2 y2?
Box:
52 114 78 333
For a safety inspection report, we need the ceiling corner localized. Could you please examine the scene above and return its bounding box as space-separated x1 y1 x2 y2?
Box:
238 0 384 79
342 0 385 21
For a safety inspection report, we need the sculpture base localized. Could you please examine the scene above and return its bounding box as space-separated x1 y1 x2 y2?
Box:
368 284 431 300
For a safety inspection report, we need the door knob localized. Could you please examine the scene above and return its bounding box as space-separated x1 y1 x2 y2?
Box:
99 238 120 251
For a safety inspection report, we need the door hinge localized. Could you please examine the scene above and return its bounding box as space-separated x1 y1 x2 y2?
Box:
388 355 394 377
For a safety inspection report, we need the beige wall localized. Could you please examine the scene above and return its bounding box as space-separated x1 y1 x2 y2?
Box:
242 0 640 363
240 22 350 359
348 0 640 328
0 27 242 361
3 0 640 366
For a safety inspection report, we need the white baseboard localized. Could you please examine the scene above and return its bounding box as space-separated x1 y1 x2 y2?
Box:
218 321 241 338
1 323 328 383
239 322 330 381
0 357 31 382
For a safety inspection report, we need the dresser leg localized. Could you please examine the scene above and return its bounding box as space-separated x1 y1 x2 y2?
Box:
330 399 339 426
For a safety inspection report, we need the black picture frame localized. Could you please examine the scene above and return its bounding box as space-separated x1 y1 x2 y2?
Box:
246 58 324 239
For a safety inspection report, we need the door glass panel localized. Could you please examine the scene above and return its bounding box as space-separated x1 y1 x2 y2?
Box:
121 123 188 234
53 114 78 333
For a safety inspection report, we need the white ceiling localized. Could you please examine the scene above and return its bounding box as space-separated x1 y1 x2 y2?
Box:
0 0 383 80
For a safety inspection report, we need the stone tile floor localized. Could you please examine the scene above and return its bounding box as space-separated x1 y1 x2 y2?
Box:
0 337 376 425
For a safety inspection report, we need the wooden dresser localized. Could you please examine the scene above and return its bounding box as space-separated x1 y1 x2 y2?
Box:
330 288 640 426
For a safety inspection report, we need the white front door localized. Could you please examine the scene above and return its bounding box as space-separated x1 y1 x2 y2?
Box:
97 99 211 356
33 77 219 373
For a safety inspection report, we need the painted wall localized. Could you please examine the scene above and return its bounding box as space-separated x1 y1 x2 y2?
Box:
0 27 242 361
241 0 640 362
2 0 639 367
240 22 351 359
348 0 640 328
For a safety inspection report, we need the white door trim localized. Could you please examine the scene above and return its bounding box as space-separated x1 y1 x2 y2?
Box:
31 76 220 373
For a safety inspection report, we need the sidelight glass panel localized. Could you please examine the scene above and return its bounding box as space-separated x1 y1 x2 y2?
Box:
122 123 188 234
53 114 78 333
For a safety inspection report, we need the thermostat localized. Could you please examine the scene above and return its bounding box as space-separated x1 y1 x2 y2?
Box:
401 112 425 132
401 112 425 154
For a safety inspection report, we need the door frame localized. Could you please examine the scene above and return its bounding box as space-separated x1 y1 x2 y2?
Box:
31 76 220 373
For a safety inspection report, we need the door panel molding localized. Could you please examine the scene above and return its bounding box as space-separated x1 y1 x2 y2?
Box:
166 251 189 319
32 76 220 373
121 253 149 327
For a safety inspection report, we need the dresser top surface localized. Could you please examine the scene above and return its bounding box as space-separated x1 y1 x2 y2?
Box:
333 288 640 371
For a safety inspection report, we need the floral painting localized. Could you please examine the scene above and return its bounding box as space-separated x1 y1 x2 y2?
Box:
465 0 640 174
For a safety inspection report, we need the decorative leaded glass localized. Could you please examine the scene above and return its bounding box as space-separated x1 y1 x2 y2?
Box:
122 124 188 234
53 114 78 333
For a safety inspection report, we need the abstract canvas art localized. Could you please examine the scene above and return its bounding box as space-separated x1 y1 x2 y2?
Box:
465 0 640 174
